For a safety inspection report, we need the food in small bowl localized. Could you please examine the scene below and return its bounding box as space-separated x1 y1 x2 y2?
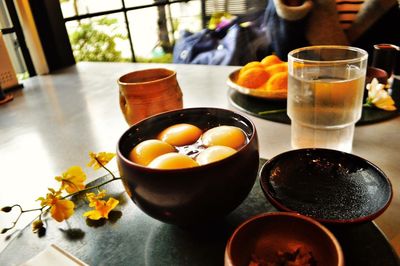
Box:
363 66 389 101
117 107 259 226
224 212 344 266
227 55 288 100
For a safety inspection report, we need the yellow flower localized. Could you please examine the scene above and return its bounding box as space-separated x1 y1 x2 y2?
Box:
373 96 397 111
55 166 86 193
86 190 107 207
83 190 119 220
37 188 75 222
366 78 397 111
87 152 115 170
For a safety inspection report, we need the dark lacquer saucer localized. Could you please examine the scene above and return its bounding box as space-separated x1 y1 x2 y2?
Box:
259 149 393 224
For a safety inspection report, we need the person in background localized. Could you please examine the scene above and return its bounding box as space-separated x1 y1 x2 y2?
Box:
263 0 400 60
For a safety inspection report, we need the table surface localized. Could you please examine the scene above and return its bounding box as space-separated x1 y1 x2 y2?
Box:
0 62 399 259
0 169 399 266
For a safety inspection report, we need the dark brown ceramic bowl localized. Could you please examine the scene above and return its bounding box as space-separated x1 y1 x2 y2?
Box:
117 107 259 226
260 148 392 224
366 66 388 85
225 212 344 266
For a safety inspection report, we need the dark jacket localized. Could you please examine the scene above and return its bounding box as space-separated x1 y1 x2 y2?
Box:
263 0 400 61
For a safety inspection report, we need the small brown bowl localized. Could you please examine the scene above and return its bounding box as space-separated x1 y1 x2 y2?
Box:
224 212 344 266
117 107 259 226
366 66 388 85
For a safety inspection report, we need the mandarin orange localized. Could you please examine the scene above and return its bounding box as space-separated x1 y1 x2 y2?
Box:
265 62 288 76
237 67 270 89
239 61 264 75
265 72 288 92
260 54 282 67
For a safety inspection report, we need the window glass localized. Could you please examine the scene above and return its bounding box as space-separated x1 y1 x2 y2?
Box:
2 33 28 78
60 0 122 18
65 13 132 62
61 0 204 63
127 2 202 62
127 7 160 61
0 2 13 29
170 0 202 37
124 0 154 8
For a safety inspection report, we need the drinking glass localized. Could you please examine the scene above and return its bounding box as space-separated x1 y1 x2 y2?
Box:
287 46 368 152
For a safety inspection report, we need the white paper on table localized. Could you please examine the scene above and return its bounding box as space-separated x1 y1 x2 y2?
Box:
20 244 89 266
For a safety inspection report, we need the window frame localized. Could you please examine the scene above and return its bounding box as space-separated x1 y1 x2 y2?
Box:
2 0 36 77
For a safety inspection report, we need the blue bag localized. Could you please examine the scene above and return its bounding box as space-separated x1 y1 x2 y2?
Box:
173 15 270 66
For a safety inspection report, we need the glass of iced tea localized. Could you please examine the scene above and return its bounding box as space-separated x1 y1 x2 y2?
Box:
287 46 368 152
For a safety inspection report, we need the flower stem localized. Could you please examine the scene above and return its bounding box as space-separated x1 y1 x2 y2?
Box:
61 177 122 199
21 208 43 213
1 205 44 233
94 157 116 179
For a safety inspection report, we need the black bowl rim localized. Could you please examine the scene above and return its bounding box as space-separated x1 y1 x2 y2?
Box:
259 148 393 224
117 107 258 173
225 211 344 266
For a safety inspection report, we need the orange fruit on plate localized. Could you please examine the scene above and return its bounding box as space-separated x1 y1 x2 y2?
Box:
261 55 282 67
265 62 288 76
265 72 288 92
239 61 264 75
237 67 270 89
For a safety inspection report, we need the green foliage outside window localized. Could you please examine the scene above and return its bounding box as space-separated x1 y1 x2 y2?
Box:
69 17 130 62
68 17 173 63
